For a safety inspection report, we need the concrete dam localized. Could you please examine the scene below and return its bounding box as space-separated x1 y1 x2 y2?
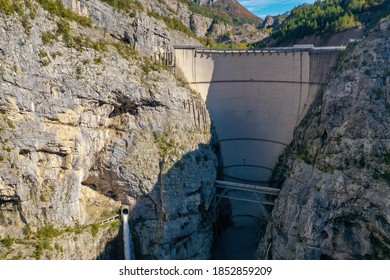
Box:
174 45 345 259
174 45 344 184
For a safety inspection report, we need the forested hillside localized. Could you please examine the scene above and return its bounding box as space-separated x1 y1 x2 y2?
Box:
260 0 390 46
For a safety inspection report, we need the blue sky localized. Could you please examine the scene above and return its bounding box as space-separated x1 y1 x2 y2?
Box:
238 0 316 19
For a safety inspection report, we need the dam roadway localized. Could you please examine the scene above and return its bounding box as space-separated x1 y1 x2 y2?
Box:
174 45 345 259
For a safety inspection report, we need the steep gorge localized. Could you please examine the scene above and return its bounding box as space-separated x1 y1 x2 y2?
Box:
1 0 389 261
0 0 216 259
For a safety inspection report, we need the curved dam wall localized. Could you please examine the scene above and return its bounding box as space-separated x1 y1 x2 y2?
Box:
174 46 344 185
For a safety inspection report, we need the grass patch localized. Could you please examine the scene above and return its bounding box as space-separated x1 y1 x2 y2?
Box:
177 0 232 25
1 236 15 248
91 224 99 237
35 224 62 239
100 0 144 15
0 0 22 16
37 0 92 27
147 11 195 38
141 57 169 75
110 220 121 231
0 0 35 35
6 118 15 129
22 224 31 237
297 148 313 165
112 42 138 60
41 31 56 44
154 132 180 161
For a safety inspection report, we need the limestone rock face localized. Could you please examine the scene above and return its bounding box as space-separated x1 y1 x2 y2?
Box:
165 0 265 43
190 13 213 38
257 23 390 260
261 16 275 29
0 1 216 259
62 0 200 56
193 0 218 6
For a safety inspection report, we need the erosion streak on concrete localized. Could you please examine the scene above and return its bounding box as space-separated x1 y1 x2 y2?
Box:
174 46 343 184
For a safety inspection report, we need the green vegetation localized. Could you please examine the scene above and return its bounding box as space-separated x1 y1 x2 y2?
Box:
112 42 137 60
141 57 169 75
0 0 34 35
40 193 48 202
6 117 15 129
41 18 109 53
37 0 92 27
270 0 389 45
41 31 56 44
36 224 62 239
100 0 144 15
154 132 181 161
91 224 99 237
0 0 23 16
297 148 313 165
0 219 121 259
54 242 64 253
1 236 15 248
147 10 195 38
110 220 121 231
198 36 248 49
22 225 31 237
33 239 51 259
177 0 261 26
2 145 12 152
178 0 232 25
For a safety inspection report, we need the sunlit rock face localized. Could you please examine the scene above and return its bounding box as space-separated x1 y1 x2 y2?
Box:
0 1 216 260
257 21 390 260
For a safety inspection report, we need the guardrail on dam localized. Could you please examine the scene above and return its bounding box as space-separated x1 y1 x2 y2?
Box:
174 45 345 185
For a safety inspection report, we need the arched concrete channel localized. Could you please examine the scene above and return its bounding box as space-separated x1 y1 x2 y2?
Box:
121 205 135 260
174 45 344 259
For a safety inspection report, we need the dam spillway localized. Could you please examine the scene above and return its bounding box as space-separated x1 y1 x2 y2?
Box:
121 205 134 260
174 45 344 184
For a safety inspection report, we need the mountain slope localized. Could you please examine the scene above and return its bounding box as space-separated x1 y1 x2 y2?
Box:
177 0 262 26
256 0 390 47
206 0 263 26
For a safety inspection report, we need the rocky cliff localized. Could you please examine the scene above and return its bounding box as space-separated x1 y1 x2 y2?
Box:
257 20 390 260
0 0 216 260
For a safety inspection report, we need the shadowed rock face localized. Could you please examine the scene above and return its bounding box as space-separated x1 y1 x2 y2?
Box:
0 1 216 259
257 21 390 260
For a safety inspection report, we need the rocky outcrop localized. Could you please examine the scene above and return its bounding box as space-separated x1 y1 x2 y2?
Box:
166 0 264 44
260 15 286 30
62 0 200 57
257 21 390 260
190 13 213 38
0 0 216 260
193 0 218 5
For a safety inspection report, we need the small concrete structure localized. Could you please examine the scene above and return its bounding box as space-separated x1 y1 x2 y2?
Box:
174 45 344 184
121 205 130 216
121 205 133 260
